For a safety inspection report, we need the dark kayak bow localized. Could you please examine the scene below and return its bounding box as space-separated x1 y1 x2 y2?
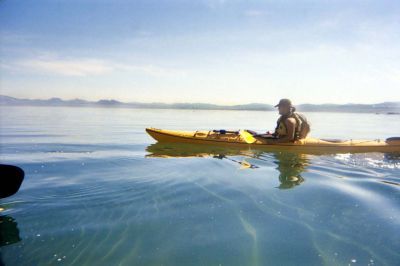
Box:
0 165 24 199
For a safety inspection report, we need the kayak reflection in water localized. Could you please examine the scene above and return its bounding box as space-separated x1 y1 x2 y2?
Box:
248 98 310 143
146 143 309 188
273 152 309 189
145 143 260 169
0 214 22 266
0 215 21 247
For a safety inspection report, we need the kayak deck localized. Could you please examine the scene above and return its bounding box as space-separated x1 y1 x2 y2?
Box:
146 128 400 153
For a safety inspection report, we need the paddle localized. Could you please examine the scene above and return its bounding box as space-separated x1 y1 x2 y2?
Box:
239 130 258 144
0 165 24 199
213 154 259 169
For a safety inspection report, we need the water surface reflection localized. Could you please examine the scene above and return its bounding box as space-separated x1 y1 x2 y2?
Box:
273 152 308 189
0 215 20 247
0 214 21 266
146 143 309 189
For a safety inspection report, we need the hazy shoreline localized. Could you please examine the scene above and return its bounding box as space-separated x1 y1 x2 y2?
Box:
1 95 399 114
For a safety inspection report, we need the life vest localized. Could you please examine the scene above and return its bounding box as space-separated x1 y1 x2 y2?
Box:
274 112 310 140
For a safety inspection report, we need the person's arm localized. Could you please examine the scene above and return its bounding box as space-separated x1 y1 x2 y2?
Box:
265 118 296 143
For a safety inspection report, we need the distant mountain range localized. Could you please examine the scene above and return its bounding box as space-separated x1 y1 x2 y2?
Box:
1 95 399 114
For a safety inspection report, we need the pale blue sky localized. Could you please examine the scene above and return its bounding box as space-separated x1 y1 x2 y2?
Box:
1 0 400 104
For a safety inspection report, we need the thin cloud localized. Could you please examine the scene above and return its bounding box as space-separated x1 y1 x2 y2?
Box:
17 58 113 76
7 56 186 78
244 10 266 17
115 63 186 78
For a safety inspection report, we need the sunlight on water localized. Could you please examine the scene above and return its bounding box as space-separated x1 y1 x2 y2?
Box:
1 106 399 265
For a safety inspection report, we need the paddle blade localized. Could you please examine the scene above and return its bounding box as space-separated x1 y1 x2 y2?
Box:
0 165 24 199
240 130 257 144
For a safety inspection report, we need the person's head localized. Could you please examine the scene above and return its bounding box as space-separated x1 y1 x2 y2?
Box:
275 99 294 115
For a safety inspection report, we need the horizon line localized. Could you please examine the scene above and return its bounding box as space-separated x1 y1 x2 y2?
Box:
1 94 399 106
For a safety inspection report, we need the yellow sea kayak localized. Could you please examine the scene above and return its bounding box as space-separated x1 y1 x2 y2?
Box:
146 128 400 153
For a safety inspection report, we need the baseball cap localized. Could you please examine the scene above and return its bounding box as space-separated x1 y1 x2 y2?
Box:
274 99 292 107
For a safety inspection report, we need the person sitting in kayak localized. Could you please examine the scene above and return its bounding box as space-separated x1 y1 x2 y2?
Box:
251 99 310 143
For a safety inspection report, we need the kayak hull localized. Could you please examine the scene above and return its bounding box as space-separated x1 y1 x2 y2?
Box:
146 128 400 153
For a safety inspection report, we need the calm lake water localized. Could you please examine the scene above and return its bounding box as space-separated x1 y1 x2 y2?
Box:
1 106 399 266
